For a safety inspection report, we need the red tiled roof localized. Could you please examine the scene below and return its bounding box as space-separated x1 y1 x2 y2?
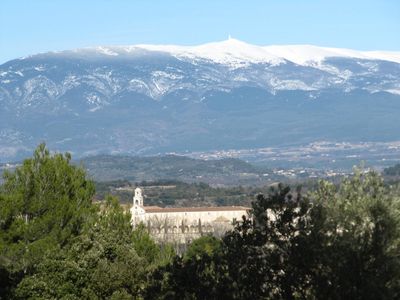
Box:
143 206 162 210
143 206 250 213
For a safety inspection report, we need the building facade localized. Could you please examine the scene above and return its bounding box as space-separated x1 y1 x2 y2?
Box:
130 187 249 244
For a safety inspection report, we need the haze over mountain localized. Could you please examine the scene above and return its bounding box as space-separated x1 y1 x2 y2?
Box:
1 39 400 162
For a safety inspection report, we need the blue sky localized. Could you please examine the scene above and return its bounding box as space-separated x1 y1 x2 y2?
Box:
1 0 399 63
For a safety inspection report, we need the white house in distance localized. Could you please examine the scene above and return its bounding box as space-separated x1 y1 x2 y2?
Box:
130 187 250 243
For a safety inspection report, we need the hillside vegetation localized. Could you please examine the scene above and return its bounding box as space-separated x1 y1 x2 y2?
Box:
1 144 400 299
81 154 275 185
384 163 400 177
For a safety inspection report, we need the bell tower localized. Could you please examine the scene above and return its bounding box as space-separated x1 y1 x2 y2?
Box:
133 187 143 206
131 187 145 227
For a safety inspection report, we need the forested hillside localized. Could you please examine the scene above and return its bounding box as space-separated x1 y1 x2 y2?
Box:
81 154 275 185
384 163 400 177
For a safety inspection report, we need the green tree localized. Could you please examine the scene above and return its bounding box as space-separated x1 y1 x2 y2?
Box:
15 196 146 299
145 247 224 300
132 223 163 265
184 235 221 262
311 169 400 299
0 144 95 297
220 185 323 299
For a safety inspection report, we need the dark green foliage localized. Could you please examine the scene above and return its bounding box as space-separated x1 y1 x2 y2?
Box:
132 223 175 266
146 171 400 300
145 249 225 300
384 163 400 177
145 236 223 299
0 143 95 297
310 170 400 299
15 196 146 299
183 235 221 262
217 185 325 299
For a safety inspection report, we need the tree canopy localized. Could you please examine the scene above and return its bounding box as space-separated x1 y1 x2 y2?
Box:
0 144 95 297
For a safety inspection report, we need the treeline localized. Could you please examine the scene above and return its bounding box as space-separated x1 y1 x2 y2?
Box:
95 180 254 207
1 144 400 299
384 163 400 177
81 154 271 186
95 179 321 208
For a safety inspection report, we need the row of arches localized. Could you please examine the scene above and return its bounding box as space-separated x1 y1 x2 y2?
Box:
148 223 215 234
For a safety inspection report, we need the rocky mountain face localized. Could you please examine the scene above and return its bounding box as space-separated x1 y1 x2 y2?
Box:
1 39 400 161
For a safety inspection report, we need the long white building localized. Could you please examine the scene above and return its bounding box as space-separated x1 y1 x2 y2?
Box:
130 187 250 243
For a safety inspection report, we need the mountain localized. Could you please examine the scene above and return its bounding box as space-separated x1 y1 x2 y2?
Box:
1 39 400 161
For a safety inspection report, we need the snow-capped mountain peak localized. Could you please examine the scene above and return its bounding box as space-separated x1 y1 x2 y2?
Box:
79 39 400 67
133 38 284 67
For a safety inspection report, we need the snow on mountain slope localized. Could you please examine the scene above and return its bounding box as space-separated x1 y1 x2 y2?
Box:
80 39 400 67
363 51 400 64
263 45 368 65
2 39 399 107
263 45 400 65
135 38 284 67
1 39 400 161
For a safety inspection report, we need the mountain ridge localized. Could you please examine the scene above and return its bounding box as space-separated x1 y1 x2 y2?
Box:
15 38 400 66
1 39 400 162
